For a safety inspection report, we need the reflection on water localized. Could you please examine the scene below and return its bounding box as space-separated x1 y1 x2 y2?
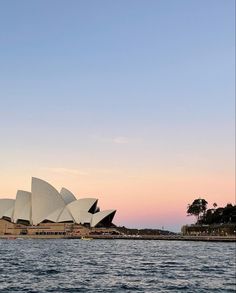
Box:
0 239 235 292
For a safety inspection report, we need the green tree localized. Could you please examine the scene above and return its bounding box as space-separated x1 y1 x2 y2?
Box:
187 198 208 223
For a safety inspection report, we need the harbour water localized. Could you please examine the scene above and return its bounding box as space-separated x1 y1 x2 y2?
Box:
0 239 235 292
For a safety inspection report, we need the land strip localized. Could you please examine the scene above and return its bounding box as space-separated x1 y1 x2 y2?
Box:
0 234 235 242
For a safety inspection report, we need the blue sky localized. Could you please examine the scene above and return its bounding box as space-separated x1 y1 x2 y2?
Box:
0 0 235 231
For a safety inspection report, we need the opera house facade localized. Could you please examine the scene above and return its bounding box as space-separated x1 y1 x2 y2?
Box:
0 178 116 237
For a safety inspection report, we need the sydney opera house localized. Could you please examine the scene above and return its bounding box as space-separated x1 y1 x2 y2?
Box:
0 178 116 237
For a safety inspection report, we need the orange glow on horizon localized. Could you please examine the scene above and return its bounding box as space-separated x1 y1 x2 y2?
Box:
0 168 234 231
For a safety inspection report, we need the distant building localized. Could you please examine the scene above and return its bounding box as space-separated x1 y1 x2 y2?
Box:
181 224 236 236
0 177 116 235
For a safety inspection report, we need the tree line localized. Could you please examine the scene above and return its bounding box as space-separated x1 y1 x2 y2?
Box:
187 198 236 225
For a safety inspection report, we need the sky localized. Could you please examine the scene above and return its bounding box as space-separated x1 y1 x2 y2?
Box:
0 0 235 232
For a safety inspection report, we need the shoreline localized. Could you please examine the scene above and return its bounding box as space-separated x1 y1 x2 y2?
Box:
0 234 235 242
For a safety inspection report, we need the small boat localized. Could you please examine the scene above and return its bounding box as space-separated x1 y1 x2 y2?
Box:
81 236 93 240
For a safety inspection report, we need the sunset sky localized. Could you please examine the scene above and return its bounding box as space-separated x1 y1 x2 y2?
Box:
0 0 235 231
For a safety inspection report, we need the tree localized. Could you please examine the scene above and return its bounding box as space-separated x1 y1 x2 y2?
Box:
213 202 217 209
222 203 235 223
202 209 214 225
187 198 208 224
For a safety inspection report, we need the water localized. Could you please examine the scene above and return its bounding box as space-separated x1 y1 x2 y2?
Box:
0 239 235 292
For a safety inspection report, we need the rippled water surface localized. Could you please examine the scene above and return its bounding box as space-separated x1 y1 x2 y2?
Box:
0 239 235 292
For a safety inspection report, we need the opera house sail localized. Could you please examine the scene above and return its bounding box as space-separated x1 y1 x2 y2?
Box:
0 177 116 236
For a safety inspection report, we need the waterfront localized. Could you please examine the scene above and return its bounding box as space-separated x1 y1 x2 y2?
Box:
0 239 235 292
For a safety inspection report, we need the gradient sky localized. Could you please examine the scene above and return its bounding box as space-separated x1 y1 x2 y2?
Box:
0 0 235 231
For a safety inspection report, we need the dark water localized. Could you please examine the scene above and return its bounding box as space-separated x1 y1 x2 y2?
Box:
0 239 235 292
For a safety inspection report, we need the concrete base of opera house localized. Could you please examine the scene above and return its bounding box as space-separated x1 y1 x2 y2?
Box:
0 219 119 238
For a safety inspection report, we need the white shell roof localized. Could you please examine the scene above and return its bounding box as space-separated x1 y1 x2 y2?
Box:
67 198 98 213
60 187 76 205
91 210 116 227
44 207 64 223
13 190 31 224
31 177 66 225
0 199 15 220
66 198 97 224
0 178 116 227
73 211 92 225
57 207 74 222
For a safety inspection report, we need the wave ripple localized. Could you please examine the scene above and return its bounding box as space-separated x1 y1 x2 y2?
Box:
0 239 235 292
